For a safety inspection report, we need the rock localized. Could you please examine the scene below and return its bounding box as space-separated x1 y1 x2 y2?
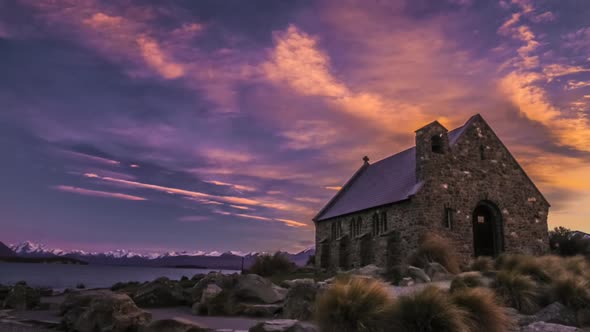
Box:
61 290 152 332
281 279 315 289
239 303 282 317
424 262 451 281
521 322 579 332
234 274 287 304
521 302 578 327
249 319 318 332
190 272 237 303
133 278 186 307
3 284 41 310
407 266 431 283
283 281 318 320
399 277 415 287
505 307 532 327
351 264 384 278
140 318 211 332
200 284 223 304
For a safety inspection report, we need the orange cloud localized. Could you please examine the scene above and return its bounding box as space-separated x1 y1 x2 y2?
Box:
53 185 146 201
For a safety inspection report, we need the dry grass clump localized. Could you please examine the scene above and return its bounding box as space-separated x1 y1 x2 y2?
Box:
387 286 469 332
494 270 540 314
469 256 494 272
249 252 295 277
451 288 511 332
410 234 460 274
315 277 391 332
450 272 486 293
550 276 590 310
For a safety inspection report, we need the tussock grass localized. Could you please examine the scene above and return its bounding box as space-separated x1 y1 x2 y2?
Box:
450 272 486 293
451 288 511 332
494 270 540 314
387 286 469 332
248 252 295 277
550 276 590 310
410 234 460 274
315 277 391 332
469 256 494 272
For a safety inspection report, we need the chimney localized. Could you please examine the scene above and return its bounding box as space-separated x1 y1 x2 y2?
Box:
414 120 449 181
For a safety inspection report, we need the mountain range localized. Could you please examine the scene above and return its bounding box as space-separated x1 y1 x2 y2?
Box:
2 241 315 270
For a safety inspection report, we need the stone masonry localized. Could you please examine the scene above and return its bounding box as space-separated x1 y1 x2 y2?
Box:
314 114 550 270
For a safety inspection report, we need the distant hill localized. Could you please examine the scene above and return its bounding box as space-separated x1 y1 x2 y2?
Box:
9 241 315 270
0 241 16 257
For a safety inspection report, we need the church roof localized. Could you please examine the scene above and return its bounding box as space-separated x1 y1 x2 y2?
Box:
314 116 477 221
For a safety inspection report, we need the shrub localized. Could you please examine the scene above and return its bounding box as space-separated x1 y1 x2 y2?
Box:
450 272 486 293
562 256 590 277
549 227 590 257
493 270 540 314
315 277 391 332
451 288 511 332
249 252 296 277
495 254 528 271
469 256 494 272
550 276 590 310
410 234 460 274
387 286 469 332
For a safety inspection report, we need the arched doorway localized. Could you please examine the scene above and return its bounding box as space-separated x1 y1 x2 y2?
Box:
339 237 350 270
320 242 331 269
472 201 504 257
360 235 373 266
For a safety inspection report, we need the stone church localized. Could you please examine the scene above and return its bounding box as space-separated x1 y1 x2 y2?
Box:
313 114 550 270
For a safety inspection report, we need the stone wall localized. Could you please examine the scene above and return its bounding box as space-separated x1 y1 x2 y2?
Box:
315 115 550 270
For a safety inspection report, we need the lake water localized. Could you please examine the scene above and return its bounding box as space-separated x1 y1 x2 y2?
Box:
0 263 238 290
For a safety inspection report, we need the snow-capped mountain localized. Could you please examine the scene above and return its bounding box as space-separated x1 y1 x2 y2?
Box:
8 241 315 270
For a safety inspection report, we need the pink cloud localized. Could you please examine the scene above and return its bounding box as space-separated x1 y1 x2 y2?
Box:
53 185 146 201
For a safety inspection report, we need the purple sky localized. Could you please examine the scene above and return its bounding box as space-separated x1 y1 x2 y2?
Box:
1 0 589 253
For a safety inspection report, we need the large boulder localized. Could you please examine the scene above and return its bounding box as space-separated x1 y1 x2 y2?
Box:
239 303 283 317
349 265 384 279
249 319 318 332
61 290 152 332
521 302 578 327
521 322 579 332
133 278 186 307
140 318 211 332
190 272 238 303
200 284 223 304
283 280 318 320
3 283 41 310
234 274 287 304
424 262 452 281
407 266 431 283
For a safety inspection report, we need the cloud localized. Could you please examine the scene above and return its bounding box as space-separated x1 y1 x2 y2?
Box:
53 185 146 201
136 35 185 79
178 215 211 222
204 180 256 192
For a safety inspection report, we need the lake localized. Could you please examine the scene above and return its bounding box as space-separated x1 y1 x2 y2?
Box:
0 262 238 290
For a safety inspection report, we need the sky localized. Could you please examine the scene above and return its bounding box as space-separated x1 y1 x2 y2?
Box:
0 0 589 254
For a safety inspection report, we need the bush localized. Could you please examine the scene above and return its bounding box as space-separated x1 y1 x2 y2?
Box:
469 256 494 272
550 276 590 310
451 288 511 332
387 286 469 332
549 227 590 257
450 272 486 293
410 234 460 274
493 270 540 314
315 277 391 332
249 252 296 277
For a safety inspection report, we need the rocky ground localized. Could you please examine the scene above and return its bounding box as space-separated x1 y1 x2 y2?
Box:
1 263 588 331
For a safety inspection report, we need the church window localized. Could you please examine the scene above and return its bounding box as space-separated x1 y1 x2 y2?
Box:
431 134 444 154
381 211 388 233
372 213 379 236
480 145 486 160
444 208 454 230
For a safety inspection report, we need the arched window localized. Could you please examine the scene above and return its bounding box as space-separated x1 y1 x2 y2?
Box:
381 212 388 233
431 134 444 154
372 214 379 236
480 145 486 160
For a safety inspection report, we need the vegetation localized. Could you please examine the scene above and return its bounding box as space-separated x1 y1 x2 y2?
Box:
549 227 590 257
450 272 486 292
451 288 510 332
387 286 468 332
248 252 296 277
469 256 494 272
493 270 540 314
410 233 460 274
315 276 391 332
550 276 590 310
